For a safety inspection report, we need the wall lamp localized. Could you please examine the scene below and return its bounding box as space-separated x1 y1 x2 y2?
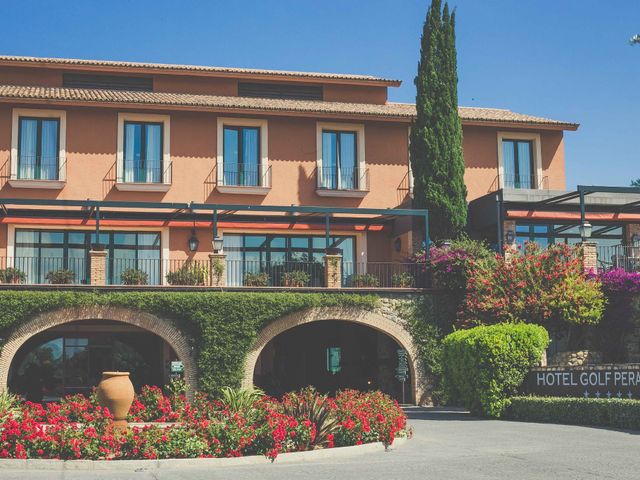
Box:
505 230 516 244
188 229 199 252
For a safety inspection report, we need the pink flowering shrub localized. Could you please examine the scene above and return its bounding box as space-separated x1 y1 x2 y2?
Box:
0 388 406 460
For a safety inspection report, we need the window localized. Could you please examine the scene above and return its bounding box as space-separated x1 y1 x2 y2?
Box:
502 140 534 188
14 230 161 285
123 122 163 183
116 113 170 191
238 82 322 101
223 126 261 186
17 117 60 180
10 109 66 187
497 132 542 190
316 122 366 196
63 73 153 92
216 118 269 193
224 234 355 287
321 130 358 189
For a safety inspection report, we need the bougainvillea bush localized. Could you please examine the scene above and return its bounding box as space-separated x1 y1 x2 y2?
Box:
594 268 640 295
462 242 605 327
0 388 406 461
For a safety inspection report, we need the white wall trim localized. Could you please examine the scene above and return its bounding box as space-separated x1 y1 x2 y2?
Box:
11 108 67 182
116 112 171 185
496 131 543 189
216 117 269 187
316 122 366 190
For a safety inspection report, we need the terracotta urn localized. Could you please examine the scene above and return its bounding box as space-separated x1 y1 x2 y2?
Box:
96 371 134 430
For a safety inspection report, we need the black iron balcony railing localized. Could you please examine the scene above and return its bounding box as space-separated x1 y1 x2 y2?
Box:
342 262 428 288
489 174 549 192
597 244 640 273
13 155 65 181
218 163 271 188
118 160 172 184
316 166 369 191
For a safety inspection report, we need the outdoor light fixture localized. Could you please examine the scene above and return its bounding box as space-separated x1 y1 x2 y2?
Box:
212 236 224 253
505 230 516 244
579 222 592 241
188 229 199 252
632 234 640 244
326 347 342 375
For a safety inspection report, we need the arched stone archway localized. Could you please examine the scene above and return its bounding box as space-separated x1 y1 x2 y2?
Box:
242 306 431 404
0 306 197 394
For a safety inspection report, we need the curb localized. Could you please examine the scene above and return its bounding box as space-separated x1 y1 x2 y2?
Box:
0 437 407 471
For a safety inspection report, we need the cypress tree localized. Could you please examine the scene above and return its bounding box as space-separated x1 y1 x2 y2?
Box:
411 0 467 241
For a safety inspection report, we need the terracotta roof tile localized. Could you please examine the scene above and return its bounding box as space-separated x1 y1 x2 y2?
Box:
0 55 399 85
0 84 578 128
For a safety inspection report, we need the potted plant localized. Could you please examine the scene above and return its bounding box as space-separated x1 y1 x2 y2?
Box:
281 270 311 287
166 262 208 285
392 272 414 288
244 271 270 287
348 273 380 288
45 268 76 285
121 268 149 286
0 267 26 284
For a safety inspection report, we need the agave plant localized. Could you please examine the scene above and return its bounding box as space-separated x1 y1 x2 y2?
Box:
281 387 339 448
0 391 20 421
219 386 265 414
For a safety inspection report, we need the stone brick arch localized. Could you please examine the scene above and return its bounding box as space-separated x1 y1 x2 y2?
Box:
0 305 197 394
242 306 431 405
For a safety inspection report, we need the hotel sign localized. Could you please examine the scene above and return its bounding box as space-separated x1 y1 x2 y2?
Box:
523 365 639 399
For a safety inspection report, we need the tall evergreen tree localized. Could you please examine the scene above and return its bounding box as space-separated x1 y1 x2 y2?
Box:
411 0 467 241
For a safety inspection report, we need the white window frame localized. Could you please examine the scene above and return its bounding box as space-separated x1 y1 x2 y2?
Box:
116 112 171 192
497 131 543 190
316 122 367 197
216 117 270 195
10 108 67 189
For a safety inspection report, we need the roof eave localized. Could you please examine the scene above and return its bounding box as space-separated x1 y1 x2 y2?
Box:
459 119 580 131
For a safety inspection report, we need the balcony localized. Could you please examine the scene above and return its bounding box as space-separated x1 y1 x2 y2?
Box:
9 155 66 189
315 166 369 198
597 244 640 273
489 174 549 192
115 160 172 192
0 256 428 290
216 163 272 195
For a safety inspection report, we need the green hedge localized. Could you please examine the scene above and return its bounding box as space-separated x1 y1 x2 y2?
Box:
505 396 640 431
442 323 549 417
0 290 378 395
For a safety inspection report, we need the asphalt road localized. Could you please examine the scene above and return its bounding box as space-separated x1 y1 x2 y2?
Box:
3 407 639 479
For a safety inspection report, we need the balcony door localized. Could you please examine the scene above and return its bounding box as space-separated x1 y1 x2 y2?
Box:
321 130 357 190
18 117 60 180
123 121 163 183
502 139 534 189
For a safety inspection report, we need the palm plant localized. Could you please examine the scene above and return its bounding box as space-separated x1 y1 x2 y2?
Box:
0 391 20 421
281 387 339 448
219 386 265 414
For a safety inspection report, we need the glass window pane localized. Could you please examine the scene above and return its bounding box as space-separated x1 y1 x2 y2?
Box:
270 237 286 249
339 132 357 189
40 232 64 244
18 118 38 179
245 235 267 249
41 119 59 180
502 140 515 187
138 233 160 247
145 124 162 182
68 232 86 245
517 141 533 188
114 233 136 246
16 230 39 244
242 128 260 186
290 237 309 249
224 127 239 185
322 131 337 189
124 123 142 182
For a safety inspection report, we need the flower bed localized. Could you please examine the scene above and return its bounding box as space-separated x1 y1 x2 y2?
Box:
0 387 406 461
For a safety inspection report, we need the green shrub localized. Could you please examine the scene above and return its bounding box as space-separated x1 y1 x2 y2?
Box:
505 396 640 431
244 272 270 286
0 267 26 284
121 268 148 285
281 270 311 287
442 323 549 417
392 272 414 288
45 269 75 285
349 273 380 288
166 262 208 285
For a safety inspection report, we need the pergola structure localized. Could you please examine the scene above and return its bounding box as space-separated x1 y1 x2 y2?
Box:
0 197 430 255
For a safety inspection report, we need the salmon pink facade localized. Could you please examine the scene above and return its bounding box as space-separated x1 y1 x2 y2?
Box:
0 55 577 287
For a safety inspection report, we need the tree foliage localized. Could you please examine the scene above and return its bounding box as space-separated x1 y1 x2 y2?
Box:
410 0 467 240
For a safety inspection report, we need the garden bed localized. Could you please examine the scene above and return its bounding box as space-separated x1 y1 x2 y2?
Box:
0 386 407 461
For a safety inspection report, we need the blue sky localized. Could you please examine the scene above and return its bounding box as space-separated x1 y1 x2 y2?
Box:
2 0 638 187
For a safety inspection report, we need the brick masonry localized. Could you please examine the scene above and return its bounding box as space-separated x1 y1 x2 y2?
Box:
0 306 198 397
579 241 598 274
208 253 226 287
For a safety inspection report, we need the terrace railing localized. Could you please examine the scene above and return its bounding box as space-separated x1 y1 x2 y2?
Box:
597 245 640 273
343 262 428 288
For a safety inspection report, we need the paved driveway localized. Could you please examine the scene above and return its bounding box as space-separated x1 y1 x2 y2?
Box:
3 407 639 479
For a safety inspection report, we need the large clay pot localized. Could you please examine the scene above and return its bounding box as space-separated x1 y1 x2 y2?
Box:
96 371 134 430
